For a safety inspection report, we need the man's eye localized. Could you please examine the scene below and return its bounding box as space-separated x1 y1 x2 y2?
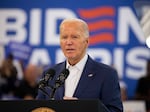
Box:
72 36 78 39
61 36 67 39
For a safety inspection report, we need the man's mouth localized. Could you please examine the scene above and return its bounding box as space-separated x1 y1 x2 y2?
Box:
66 48 75 52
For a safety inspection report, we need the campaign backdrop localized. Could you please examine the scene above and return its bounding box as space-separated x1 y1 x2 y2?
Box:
0 0 150 99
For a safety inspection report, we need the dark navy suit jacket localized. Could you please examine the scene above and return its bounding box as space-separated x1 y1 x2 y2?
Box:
36 56 123 112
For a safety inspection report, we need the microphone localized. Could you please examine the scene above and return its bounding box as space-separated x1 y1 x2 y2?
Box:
50 68 69 100
38 68 55 89
54 68 70 88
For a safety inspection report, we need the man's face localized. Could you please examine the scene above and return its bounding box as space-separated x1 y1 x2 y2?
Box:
60 21 89 65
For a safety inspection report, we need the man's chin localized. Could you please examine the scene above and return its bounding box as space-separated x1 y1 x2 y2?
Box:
67 57 74 60
66 56 76 60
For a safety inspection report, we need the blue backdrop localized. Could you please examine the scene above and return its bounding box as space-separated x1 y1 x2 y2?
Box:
0 0 150 99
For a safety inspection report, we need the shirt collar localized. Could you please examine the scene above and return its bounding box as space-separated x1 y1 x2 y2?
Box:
66 54 88 71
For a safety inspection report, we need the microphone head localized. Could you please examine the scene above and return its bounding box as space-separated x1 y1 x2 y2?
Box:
62 68 69 78
39 68 55 88
44 68 55 82
46 68 55 77
55 68 70 88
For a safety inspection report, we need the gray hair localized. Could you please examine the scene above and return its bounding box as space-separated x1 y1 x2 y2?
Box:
59 18 89 38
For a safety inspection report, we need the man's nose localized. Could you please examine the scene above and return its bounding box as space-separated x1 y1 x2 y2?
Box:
66 38 73 45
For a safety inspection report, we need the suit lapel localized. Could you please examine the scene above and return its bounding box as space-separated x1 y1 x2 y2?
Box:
73 56 96 97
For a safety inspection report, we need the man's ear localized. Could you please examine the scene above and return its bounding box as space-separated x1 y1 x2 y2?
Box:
86 38 89 44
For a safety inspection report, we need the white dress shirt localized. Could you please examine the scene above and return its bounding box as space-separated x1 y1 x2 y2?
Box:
65 54 88 97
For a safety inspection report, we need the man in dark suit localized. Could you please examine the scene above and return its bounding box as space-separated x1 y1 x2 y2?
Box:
36 18 123 112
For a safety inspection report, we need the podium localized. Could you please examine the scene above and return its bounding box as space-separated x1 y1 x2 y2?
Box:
0 100 109 112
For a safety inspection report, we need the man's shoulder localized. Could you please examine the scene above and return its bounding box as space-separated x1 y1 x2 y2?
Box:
53 61 65 68
88 56 119 80
88 56 115 72
42 61 65 73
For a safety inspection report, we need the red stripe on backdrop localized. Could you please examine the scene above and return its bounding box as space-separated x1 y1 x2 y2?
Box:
89 33 114 45
78 6 115 19
88 20 115 31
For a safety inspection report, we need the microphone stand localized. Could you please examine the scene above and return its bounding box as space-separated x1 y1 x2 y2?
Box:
49 82 61 100
39 84 54 99
39 87 51 98
50 87 57 100
38 79 59 100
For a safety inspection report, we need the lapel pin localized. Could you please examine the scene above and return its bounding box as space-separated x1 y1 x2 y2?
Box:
88 74 93 77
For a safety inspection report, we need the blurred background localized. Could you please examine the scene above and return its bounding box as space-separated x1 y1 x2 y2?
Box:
0 0 150 111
